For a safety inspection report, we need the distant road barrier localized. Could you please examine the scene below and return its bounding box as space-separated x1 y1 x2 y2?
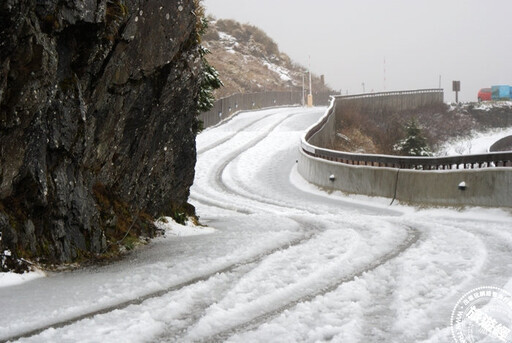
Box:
299 89 512 208
329 88 445 112
199 91 334 128
489 135 512 152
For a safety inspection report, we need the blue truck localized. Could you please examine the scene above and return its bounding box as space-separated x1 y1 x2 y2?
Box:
491 85 512 100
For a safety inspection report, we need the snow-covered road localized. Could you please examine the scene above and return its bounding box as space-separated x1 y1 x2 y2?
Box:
1 107 512 342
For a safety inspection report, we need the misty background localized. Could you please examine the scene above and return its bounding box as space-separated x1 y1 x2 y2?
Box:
203 0 512 103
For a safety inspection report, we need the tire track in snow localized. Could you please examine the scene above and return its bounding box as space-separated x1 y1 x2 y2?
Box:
358 222 483 341
197 110 288 155
195 106 400 217
436 219 512 287
189 226 421 342
197 107 307 155
2 224 320 342
191 109 310 214
226 147 401 217
187 108 424 341
157 216 332 342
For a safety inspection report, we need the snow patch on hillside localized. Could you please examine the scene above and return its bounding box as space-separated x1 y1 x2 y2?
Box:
473 101 512 111
437 127 512 156
263 61 292 82
218 31 239 54
448 101 512 112
216 30 296 82
218 31 238 46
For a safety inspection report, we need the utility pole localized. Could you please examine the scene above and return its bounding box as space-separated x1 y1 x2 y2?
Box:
439 75 442 89
301 71 306 107
307 55 313 107
362 82 365 93
383 57 386 91
302 73 305 107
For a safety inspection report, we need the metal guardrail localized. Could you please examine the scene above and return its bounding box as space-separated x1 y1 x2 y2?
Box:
199 91 335 128
302 90 512 169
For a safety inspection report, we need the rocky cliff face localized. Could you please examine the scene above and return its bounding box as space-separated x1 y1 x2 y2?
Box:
0 0 203 265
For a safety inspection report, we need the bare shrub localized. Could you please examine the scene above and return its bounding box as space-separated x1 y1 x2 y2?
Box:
216 19 242 33
333 101 512 155
335 105 403 154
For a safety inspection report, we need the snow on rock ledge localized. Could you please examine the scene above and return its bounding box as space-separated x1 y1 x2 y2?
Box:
155 218 216 237
0 269 46 289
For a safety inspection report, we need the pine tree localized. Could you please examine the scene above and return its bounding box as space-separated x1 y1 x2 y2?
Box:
393 119 433 156
196 11 223 114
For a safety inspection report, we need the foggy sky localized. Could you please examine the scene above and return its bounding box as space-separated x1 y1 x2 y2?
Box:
203 0 512 103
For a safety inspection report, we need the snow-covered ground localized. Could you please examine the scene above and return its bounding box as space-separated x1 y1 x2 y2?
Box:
469 100 512 112
1 107 512 342
0 269 46 289
437 127 512 156
439 101 512 156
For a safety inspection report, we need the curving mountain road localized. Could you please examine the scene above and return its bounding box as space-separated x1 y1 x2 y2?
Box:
187 106 512 342
1 107 512 342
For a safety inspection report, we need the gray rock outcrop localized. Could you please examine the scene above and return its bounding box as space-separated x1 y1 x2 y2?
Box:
0 0 203 264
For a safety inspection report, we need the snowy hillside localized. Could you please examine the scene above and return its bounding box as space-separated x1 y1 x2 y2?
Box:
203 18 333 98
437 127 512 156
435 101 512 155
332 100 512 156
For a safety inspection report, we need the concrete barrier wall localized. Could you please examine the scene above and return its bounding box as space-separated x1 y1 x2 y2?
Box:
298 89 512 208
298 149 512 207
396 167 512 207
298 150 398 198
312 89 444 149
199 91 335 128
307 98 337 149
490 135 512 152
335 90 444 114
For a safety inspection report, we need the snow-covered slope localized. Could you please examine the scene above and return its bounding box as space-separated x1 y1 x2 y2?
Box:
437 127 512 156
203 18 333 98
436 101 512 155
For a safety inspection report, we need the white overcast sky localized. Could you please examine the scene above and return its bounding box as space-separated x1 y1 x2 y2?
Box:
203 0 512 102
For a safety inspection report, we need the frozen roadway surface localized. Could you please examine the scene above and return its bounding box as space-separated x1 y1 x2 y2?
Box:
1 107 512 342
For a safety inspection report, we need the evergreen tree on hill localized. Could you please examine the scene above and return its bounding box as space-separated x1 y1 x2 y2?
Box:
394 119 433 156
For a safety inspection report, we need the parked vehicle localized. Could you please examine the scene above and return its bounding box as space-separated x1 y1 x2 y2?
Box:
492 85 511 100
478 88 492 102
478 85 511 101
